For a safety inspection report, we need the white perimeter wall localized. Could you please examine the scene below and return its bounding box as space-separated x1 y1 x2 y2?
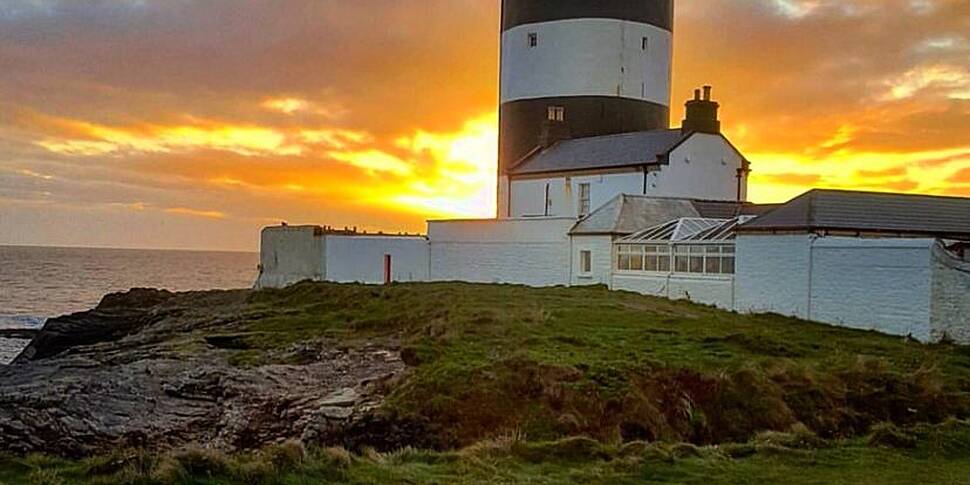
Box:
930 244 970 344
255 226 325 289
571 235 614 286
736 234 935 341
510 172 641 218
613 273 734 309
647 134 746 202
325 236 429 284
735 234 813 318
428 218 574 286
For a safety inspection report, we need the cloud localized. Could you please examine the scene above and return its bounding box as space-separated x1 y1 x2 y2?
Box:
3 0 970 250
165 207 226 219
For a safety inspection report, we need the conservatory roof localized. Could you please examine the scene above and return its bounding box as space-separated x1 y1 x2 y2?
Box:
618 216 755 243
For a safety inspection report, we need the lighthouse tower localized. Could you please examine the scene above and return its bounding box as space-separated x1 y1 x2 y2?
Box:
497 0 674 216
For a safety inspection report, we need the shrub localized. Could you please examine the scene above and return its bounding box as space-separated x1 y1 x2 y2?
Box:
153 446 230 481
868 422 918 449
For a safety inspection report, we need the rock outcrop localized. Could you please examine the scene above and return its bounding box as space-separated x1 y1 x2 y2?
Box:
0 289 407 457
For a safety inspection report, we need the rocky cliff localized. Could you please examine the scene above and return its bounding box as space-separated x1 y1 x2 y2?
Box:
0 288 407 457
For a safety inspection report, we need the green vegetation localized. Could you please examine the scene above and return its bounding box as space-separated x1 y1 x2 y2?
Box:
3 420 969 484
240 282 970 447
7 282 970 484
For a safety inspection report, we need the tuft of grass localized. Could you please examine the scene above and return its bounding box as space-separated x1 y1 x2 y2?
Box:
1 422 969 484
868 422 919 449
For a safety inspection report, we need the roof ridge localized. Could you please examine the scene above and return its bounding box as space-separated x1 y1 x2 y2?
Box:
809 188 970 202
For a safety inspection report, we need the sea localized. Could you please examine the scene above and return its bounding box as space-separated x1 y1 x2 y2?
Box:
0 245 258 364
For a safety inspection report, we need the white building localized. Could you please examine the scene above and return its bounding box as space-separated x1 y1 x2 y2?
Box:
502 128 749 219
254 0 970 344
733 189 970 343
255 225 428 289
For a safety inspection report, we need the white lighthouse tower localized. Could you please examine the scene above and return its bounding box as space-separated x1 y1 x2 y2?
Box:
497 0 674 217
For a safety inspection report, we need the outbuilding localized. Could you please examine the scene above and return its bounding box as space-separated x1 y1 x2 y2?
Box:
734 189 970 343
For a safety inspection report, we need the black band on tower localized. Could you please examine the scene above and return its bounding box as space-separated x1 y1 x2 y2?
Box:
500 97 670 173
501 0 674 32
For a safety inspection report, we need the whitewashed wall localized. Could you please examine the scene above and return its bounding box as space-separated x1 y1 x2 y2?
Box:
735 234 814 318
809 237 933 340
510 171 641 218
930 244 970 344
255 226 325 289
325 236 429 284
647 134 745 201
428 218 574 286
613 273 734 309
736 234 937 341
570 235 614 286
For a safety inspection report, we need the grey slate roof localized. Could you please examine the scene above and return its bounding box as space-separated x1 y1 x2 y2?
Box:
740 189 970 239
509 129 688 175
570 194 772 235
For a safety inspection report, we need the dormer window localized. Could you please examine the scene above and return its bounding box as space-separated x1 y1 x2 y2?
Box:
547 106 565 122
528 32 538 48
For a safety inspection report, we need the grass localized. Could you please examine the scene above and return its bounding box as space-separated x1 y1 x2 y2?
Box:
2 420 969 484
5 281 970 483
237 282 970 447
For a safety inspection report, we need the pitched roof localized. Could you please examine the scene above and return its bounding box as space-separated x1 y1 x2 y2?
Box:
740 189 970 239
691 200 780 219
509 129 688 176
569 195 770 236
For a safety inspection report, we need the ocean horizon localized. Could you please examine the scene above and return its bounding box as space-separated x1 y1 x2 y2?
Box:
0 245 258 363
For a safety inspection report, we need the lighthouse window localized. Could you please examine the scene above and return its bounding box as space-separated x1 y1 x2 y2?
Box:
642 37 649 51
547 106 565 122
528 32 538 48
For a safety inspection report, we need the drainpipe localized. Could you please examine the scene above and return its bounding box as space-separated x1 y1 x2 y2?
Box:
806 234 815 321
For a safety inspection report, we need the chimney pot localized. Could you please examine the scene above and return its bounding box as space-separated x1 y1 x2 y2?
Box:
703 85 712 101
694 89 701 101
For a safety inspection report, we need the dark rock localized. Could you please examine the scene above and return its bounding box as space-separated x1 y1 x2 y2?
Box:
0 288 406 457
13 288 177 363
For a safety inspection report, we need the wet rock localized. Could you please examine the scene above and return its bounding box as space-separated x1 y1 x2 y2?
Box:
0 288 406 457
321 388 359 408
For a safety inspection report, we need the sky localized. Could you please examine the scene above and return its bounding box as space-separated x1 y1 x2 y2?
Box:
1 0 969 251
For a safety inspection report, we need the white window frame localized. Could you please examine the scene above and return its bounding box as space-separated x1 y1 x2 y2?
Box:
615 243 735 277
547 106 565 122
578 183 591 217
579 250 592 276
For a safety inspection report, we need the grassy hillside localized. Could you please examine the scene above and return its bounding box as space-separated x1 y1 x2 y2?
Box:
6 281 970 484
238 282 970 447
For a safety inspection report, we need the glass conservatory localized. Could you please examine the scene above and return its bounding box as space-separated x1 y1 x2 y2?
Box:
614 217 753 277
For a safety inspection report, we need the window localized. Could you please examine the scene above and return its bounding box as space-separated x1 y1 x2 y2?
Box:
642 36 649 51
674 245 690 273
580 250 592 275
643 245 669 272
616 244 735 275
544 183 552 216
578 183 591 217
547 106 565 122
528 32 538 48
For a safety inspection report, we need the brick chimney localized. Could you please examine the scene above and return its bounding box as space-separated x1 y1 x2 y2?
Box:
682 85 721 135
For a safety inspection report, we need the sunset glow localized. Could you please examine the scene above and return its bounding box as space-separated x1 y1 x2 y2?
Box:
2 0 969 250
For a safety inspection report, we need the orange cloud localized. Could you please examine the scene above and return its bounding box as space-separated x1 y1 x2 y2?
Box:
165 207 226 219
